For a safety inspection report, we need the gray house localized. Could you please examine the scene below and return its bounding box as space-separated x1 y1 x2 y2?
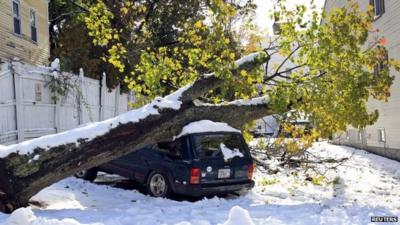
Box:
325 0 400 161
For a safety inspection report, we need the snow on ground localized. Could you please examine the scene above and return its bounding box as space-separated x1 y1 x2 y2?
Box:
1 142 399 225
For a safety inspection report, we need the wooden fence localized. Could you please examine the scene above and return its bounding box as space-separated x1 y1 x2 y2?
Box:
0 60 134 145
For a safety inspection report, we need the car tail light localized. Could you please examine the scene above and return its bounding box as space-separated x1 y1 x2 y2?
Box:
247 163 254 180
190 167 201 184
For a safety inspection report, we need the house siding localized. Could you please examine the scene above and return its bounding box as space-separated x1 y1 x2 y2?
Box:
0 0 50 65
325 0 400 161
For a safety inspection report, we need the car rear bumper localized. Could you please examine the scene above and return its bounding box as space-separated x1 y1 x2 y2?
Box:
173 180 255 197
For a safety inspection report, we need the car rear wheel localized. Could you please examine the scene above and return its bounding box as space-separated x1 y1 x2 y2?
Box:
74 168 98 182
146 172 171 198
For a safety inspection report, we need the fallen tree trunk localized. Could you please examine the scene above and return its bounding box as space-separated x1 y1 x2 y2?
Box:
0 52 271 213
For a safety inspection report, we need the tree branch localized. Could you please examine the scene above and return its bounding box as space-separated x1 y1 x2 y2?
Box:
274 44 302 75
66 0 89 12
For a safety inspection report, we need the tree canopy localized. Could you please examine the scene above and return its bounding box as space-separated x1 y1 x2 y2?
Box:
84 0 400 140
49 0 256 89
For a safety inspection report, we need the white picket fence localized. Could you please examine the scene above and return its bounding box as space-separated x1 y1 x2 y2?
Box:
0 60 134 145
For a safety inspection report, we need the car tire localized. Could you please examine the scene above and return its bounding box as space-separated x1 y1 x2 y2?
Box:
146 171 171 198
74 168 98 182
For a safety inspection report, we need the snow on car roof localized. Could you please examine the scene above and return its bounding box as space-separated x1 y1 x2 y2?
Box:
176 120 241 138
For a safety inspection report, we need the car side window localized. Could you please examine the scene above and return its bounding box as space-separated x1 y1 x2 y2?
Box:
154 140 182 158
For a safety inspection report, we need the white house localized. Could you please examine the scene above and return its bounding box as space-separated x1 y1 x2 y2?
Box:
325 0 400 161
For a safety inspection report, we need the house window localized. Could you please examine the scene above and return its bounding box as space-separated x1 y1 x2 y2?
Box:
12 0 21 35
374 47 388 77
370 0 385 17
378 128 386 142
30 9 37 42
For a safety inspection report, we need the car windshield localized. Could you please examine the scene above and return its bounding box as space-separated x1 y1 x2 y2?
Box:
192 133 247 160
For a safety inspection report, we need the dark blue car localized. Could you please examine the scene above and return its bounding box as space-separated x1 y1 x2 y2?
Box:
75 131 255 198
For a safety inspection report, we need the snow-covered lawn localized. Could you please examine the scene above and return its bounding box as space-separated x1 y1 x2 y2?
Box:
1 142 399 225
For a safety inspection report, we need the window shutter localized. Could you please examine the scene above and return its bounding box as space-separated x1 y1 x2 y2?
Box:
374 0 385 16
12 1 21 34
374 64 379 77
380 0 385 14
30 9 37 42
377 0 381 15
31 26 37 42
13 18 21 34
377 0 382 15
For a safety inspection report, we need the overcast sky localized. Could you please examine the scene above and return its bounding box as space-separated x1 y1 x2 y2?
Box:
254 0 326 33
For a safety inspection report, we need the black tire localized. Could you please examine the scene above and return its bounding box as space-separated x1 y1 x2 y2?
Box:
146 171 171 198
74 168 98 182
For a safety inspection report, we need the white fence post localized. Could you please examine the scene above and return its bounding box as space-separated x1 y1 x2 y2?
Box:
11 62 25 142
78 69 85 125
114 83 120 116
100 73 106 120
54 70 61 133
127 91 132 111
55 99 61 133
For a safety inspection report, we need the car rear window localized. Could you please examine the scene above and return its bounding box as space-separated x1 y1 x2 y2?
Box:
192 133 248 160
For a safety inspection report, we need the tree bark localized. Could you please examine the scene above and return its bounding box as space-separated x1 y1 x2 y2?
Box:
0 52 271 213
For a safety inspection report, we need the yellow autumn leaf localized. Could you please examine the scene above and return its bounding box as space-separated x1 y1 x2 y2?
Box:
194 20 202 29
